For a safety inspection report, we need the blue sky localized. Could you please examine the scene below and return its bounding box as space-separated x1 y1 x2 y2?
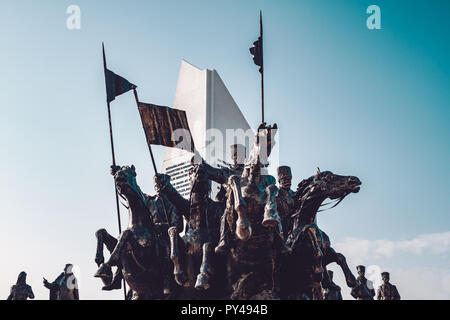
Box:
0 0 449 299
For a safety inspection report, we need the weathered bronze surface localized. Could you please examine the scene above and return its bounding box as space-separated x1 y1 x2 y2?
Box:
7 272 34 300
323 270 343 300
376 272 401 300
155 162 227 299
282 168 361 300
94 165 181 299
43 264 79 300
351 265 376 300
84 120 407 300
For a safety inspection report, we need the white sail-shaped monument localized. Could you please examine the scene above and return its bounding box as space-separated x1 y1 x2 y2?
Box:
162 60 253 198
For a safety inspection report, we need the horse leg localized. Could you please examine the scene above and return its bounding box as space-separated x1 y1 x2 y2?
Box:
228 175 251 241
94 229 117 286
305 227 324 300
215 209 231 254
195 242 214 290
96 229 125 291
94 229 133 280
263 185 291 255
95 228 117 266
168 226 186 286
323 247 356 288
262 184 280 229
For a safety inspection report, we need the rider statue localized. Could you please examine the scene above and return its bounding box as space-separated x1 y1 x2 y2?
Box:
43 264 79 300
7 272 35 300
376 271 401 300
351 265 375 300
275 166 295 240
154 161 224 293
96 165 182 296
215 144 247 254
322 270 343 300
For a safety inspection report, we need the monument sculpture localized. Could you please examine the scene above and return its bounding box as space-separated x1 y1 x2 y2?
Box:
376 272 401 300
7 272 34 300
87 13 400 301
351 265 376 300
154 161 227 299
282 168 361 300
94 165 180 299
215 144 247 254
43 264 79 300
275 166 295 240
217 123 287 300
323 270 343 300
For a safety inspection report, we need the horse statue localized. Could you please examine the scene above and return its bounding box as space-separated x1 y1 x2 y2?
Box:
220 123 288 300
281 168 361 299
94 165 180 299
154 162 227 299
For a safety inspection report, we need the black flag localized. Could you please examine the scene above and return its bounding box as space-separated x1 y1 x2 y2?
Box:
249 11 263 74
249 37 263 73
138 102 195 153
104 69 135 103
102 43 135 103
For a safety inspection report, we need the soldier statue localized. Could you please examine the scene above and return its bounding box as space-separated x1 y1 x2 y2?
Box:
95 165 183 298
43 264 79 300
351 265 375 300
275 166 295 239
215 144 246 254
322 270 343 300
7 272 35 300
376 272 401 300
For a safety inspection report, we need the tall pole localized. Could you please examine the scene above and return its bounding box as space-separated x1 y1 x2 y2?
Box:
260 11 264 124
132 88 171 225
102 43 127 299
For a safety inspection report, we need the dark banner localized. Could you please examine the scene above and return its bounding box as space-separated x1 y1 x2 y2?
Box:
138 102 194 152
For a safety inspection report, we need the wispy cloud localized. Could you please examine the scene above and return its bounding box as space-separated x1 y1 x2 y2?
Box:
329 264 450 300
334 231 450 262
327 231 450 299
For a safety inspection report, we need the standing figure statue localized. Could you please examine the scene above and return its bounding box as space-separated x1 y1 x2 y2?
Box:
94 165 180 299
282 169 361 300
351 265 375 300
7 272 35 300
43 264 79 300
376 272 400 300
322 270 343 300
154 161 226 299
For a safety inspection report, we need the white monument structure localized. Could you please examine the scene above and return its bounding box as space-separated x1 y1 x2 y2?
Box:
162 60 253 198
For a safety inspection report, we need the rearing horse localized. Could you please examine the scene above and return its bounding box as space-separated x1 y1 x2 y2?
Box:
155 163 227 299
282 168 361 299
94 165 168 299
223 123 287 300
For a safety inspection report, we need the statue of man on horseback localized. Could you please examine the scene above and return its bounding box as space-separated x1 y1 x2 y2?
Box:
94 165 182 299
154 160 226 299
282 168 361 299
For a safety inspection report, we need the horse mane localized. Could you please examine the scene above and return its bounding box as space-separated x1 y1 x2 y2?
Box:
294 176 315 202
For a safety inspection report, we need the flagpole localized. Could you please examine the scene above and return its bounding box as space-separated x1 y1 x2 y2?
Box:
102 43 127 300
260 11 264 124
132 88 171 225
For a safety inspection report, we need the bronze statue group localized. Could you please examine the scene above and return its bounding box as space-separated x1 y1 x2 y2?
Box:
8 264 79 300
6 124 400 301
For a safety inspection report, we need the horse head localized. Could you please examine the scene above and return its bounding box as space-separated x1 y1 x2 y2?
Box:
293 168 361 225
113 165 151 228
189 162 211 195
